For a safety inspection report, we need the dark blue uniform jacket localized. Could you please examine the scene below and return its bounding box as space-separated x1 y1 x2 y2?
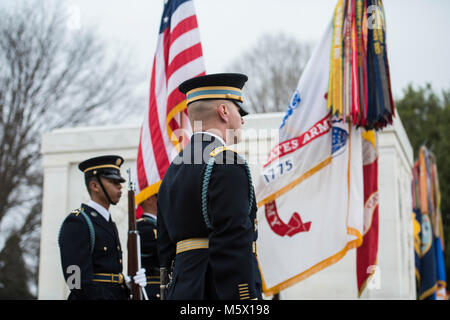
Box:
137 214 160 299
59 204 129 300
157 133 262 300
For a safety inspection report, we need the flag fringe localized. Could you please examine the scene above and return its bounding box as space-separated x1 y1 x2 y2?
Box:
262 227 363 296
135 180 162 205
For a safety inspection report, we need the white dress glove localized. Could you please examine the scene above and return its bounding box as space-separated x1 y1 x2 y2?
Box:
124 274 131 288
133 268 147 288
124 268 147 289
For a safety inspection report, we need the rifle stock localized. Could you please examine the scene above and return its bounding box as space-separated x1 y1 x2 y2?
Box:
127 169 142 300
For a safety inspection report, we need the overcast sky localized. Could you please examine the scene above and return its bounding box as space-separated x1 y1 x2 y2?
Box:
4 0 450 109
60 0 450 98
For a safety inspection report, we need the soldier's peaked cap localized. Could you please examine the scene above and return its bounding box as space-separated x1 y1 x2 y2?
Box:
78 155 126 183
179 73 249 116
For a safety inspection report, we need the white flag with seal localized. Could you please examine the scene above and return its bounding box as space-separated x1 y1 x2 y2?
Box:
255 21 364 296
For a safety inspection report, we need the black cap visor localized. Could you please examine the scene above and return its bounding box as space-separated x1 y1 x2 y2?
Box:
98 168 126 183
103 174 126 183
233 100 249 117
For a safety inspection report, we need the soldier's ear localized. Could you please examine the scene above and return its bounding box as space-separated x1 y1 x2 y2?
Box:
87 178 100 195
217 103 229 123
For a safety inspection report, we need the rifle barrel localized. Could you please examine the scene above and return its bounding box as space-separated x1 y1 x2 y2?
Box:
127 172 142 300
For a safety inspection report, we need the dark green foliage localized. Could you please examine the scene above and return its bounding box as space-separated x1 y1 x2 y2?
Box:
0 234 34 299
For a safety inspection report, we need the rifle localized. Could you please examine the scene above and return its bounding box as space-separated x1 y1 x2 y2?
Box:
160 267 169 300
127 169 142 300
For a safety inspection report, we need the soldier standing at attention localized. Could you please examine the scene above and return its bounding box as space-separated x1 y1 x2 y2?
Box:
137 194 160 299
58 155 147 299
157 73 262 300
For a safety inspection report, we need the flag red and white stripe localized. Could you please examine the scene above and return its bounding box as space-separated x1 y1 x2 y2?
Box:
135 0 205 208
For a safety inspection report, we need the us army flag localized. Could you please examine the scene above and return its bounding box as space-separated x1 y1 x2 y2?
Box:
255 21 364 296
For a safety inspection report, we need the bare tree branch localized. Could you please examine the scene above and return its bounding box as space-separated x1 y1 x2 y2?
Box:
0 0 144 297
228 33 312 113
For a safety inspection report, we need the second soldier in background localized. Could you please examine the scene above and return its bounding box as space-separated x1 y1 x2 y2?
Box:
59 155 147 299
137 194 160 299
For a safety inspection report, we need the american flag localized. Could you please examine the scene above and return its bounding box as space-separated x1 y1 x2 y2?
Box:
135 0 205 207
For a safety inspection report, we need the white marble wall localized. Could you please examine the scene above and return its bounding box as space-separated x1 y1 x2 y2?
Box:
38 114 415 300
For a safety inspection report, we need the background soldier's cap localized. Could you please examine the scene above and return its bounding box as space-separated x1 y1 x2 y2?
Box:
78 155 126 183
178 73 249 116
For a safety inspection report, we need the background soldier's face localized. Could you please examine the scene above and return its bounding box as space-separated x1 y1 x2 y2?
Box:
91 177 123 204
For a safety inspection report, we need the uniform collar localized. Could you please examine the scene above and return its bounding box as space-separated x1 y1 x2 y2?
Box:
194 131 226 146
87 200 111 222
143 212 157 221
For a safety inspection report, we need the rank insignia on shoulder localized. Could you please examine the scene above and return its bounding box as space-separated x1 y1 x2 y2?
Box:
209 146 238 157
71 208 82 216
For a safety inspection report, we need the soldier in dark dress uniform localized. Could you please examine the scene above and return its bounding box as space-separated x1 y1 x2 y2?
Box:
137 194 160 300
157 73 262 300
58 155 147 300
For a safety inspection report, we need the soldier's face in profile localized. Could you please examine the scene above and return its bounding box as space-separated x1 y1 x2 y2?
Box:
100 177 123 204
226 102 244 144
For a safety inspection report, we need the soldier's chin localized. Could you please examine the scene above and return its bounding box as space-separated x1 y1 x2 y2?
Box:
112 195 121 205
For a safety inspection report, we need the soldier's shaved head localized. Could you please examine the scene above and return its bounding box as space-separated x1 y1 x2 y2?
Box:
187 99 221 127
187 99 244 144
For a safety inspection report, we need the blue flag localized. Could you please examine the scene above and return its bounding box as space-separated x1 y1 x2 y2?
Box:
412 147 447 300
